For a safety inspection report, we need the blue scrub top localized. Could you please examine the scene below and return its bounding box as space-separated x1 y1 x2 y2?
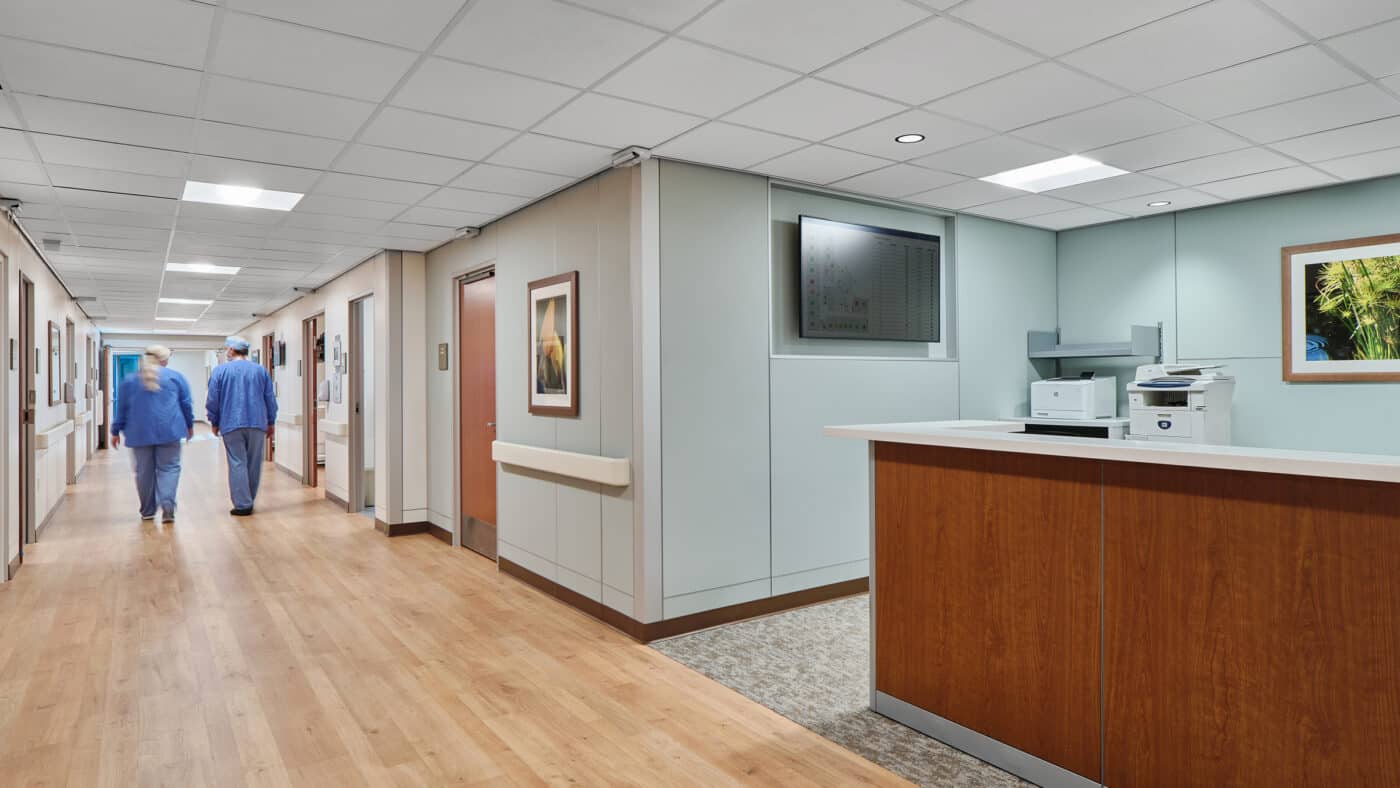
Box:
206 358 278 432
111 367 194 447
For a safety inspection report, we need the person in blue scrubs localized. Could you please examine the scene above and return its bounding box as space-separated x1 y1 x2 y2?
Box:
110 345 193 522
206 336 277 516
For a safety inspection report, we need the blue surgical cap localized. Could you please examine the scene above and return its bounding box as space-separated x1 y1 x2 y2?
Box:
225 335 251 352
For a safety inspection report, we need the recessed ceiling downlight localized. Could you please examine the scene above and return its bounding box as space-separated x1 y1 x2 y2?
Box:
981 155 1128 193
1147 200 1172 207
181 180 303 211
895 133 925 144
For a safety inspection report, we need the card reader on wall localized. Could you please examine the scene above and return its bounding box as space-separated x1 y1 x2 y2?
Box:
1031 372 1117 420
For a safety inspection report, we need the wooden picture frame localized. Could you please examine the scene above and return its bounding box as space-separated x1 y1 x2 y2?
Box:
527 271 579 417
47 321 61 405
1282 233 1400 382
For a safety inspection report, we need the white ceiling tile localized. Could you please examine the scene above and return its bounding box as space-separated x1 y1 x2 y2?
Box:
1044 173 1177 204
0 129 35 161
1086 124 1248 171
1144 146 1296 185
421 188 525 214
906 179 1025 209
395 206 497 228
0 159 49 185
567 0 713 30
56 187 175 215
293 194 405 221
926 63 1124 132
32 135 189 178
334 144 469 184
46 165 183 198
753 145 890 184
828 164 964 198
0 100 18 129
0 181 56 205
0 0 214 68
967 194 1082 220
451 164 573 199
202 76 376 141
395 59 578 130
533 93 703 148
820 18 1040 104
313 172 437 205
12 94 193 151
596 39 796 117
1013 98 1191 152
281 212 382 233
1195 166 1337 200
1146 45 1364 119
951 0 1206 56
177 201 285 226
487 134 615 176
68 222 172 242
380 222 457 242
188 156 323 194
0 38 202 116
195 121 344 169
1270 116 1400 162
826 110 991 161
1259 0 1400 38
1315 146 1400 180
225 0 462 49
1062 0 1304 91
438 0 661 88
1327 18 1400 78
724 80 903 141
360 108 517 162
912 135 1064 177
1020 206 1130 230
653 122 808 169
213 12 417 101
1216 84 1400 143
1094 188 1221 215
681 0 928 72
1385 75 1400 93
9 203 62 220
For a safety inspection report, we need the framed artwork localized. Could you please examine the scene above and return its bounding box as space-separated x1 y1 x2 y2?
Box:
1283 233 1400 382
48 321 62 405
528 271 579 416
277 341 287 367
251 349 261 365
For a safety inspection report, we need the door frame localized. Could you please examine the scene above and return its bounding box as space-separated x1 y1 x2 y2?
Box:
65 318 76 484
17 274 36 565
99 345 111 450
301 312 323 488
261 333 275 462
451 262 496 554
347 295 370 515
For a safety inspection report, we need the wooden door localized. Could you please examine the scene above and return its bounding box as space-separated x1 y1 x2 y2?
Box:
262 334 275 461
302 316 320 488
458 274 496 558
17 277 35 564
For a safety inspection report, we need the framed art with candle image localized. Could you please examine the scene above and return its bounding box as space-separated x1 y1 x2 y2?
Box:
1283 233 1400 382
48 321 62 405
528 271 579 417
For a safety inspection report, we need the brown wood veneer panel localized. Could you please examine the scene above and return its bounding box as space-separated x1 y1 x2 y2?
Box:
1104 462 1400 788
873 442 1102 781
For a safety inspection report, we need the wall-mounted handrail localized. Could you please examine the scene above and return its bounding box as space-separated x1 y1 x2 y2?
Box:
491 441 631 487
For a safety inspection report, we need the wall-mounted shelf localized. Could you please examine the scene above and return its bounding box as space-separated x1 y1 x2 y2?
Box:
1028 324 1161 361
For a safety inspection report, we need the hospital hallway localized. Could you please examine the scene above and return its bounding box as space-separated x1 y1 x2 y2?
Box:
0 439 901 787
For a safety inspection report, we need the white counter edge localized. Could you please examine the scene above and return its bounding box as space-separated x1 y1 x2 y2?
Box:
825 420 1400 484
491 441 631 488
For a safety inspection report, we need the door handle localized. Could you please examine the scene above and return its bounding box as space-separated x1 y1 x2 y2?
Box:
485 422 496 427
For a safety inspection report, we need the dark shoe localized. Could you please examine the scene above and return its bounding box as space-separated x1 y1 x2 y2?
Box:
230 507 254 516
161 511 175 523
140 513 156 521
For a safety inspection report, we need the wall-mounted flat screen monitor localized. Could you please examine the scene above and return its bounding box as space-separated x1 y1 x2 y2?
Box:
798 215 940 342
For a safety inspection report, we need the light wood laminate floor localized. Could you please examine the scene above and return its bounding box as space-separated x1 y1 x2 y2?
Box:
0 438 907 787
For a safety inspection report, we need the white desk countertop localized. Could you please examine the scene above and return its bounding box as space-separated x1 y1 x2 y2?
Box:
824 420 1400 485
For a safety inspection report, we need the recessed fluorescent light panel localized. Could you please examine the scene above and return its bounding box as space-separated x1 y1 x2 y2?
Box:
1147 200 1172 207
159 297 214 305
156 317 198 322
166 262 240 275
181 180 303 211
895 133 925 143
980 155 1128 193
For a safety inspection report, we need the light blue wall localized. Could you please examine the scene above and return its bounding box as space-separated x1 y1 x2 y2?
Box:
1057 175 1400 454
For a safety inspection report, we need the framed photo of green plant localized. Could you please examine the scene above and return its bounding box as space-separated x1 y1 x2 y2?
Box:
1283 233 1400 382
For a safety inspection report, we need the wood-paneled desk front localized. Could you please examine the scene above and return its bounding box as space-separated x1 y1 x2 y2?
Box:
827 421 1400 788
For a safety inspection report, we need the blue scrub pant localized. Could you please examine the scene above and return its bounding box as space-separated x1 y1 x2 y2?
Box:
222 428 267 511
131 442 182 519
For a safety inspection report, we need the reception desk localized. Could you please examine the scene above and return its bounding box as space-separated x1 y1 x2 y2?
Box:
827 421 1400 788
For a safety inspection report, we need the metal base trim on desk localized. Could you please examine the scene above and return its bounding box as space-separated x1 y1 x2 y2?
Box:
872 692 1099 788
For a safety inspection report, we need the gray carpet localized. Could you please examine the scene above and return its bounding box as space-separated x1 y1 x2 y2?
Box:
651 595 1029 788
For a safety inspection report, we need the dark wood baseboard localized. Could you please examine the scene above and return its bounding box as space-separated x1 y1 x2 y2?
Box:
275 464 303 483
7 554 20 581
426 522 452 544
374 520 450 543
325 490 349 510
498 557 868 643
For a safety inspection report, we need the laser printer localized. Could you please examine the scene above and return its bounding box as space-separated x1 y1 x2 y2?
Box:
1127 364 1235 445
1031 372 1117 420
